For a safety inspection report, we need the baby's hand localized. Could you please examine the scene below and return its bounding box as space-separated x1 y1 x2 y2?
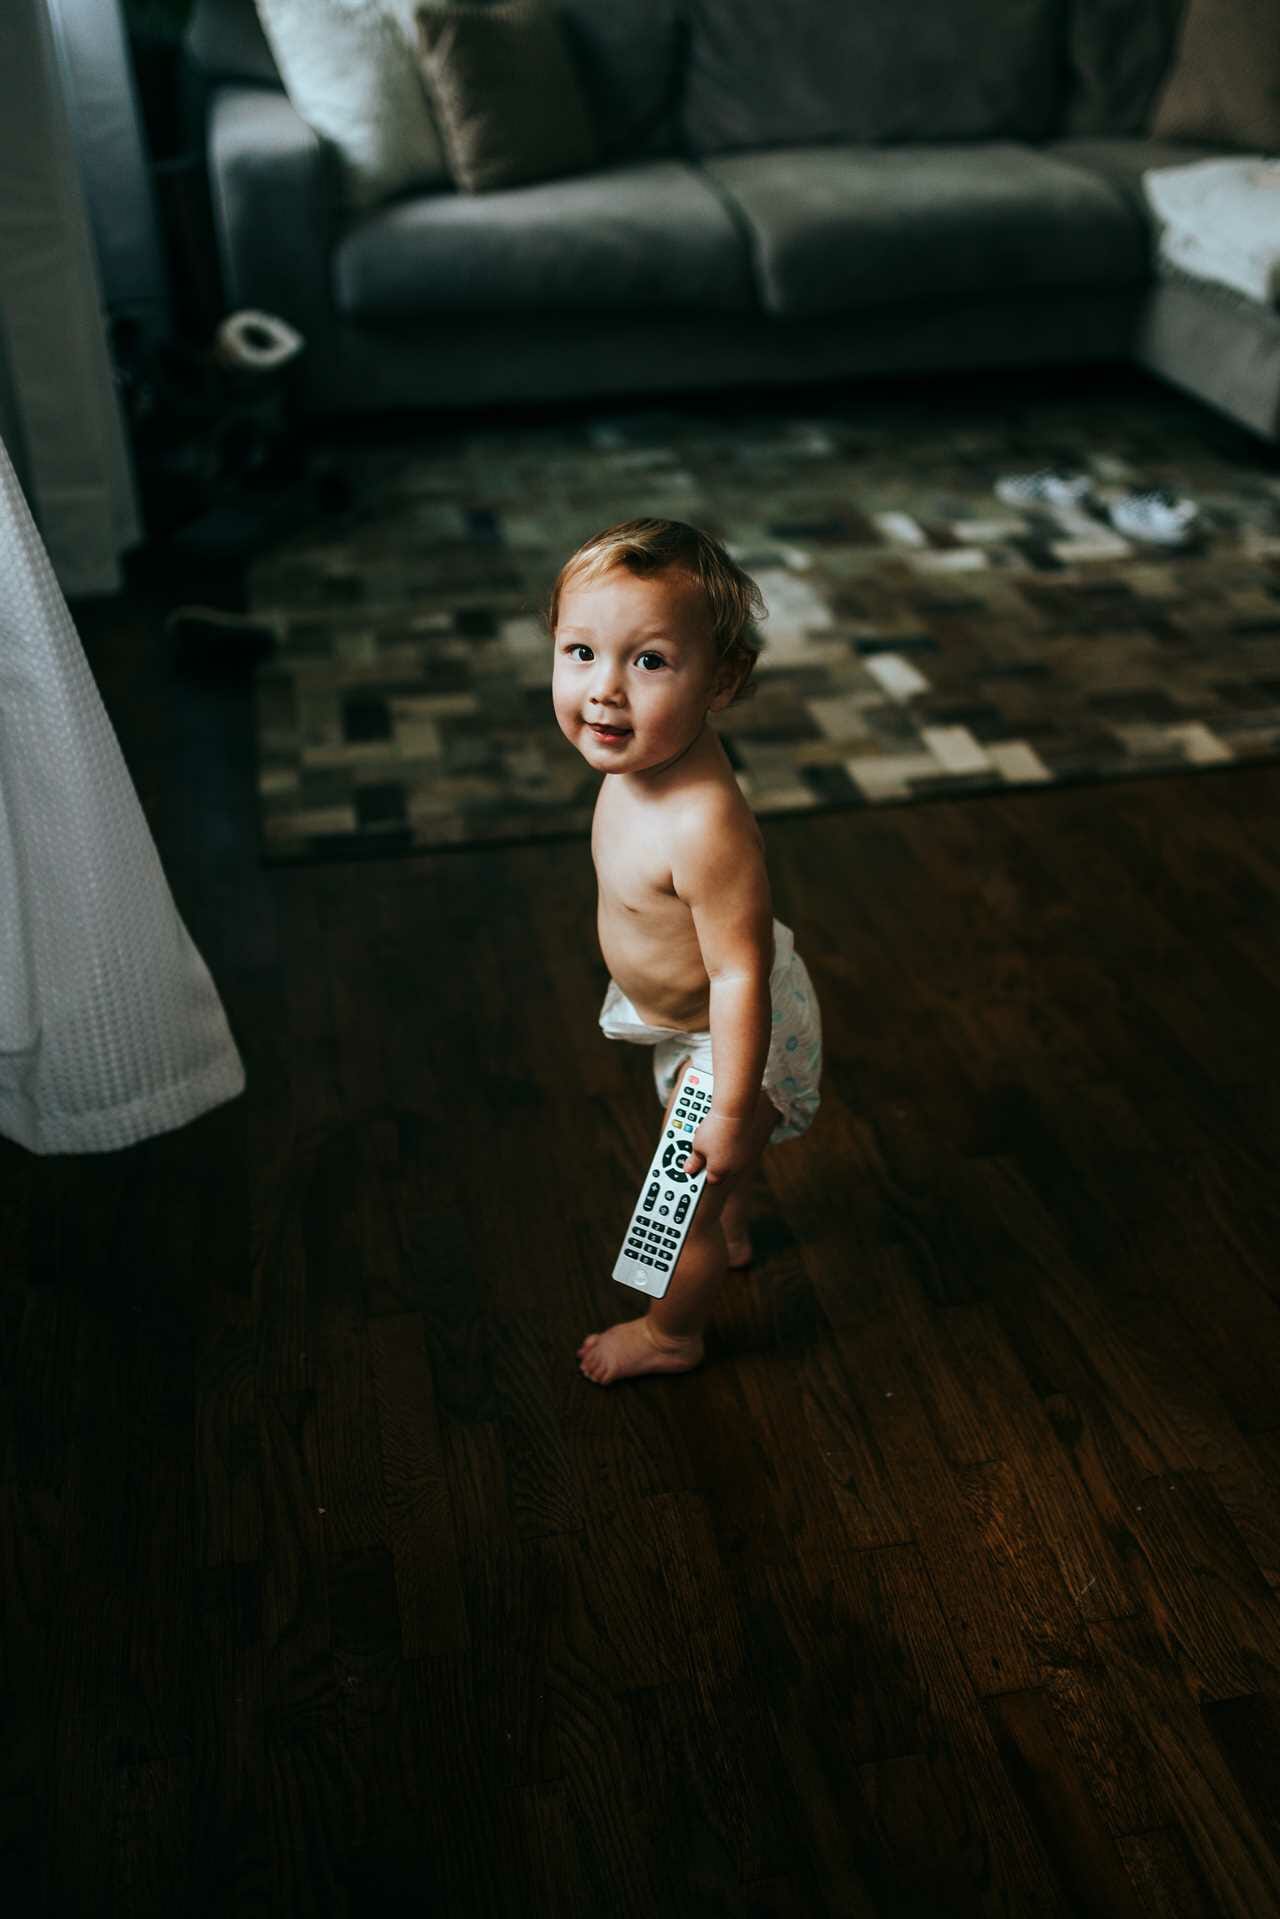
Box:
680 1110 754 1185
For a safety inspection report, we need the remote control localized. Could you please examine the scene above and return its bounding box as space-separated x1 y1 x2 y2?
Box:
612 1065 715 1298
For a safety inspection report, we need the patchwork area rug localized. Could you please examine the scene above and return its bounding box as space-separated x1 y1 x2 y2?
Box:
248 375 1280 864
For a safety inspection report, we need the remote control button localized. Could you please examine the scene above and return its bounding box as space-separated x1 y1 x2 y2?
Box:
659 1205 669 1215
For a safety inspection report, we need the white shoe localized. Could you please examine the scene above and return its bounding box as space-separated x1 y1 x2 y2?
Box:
994 468 1096 510
1107 487 1202 547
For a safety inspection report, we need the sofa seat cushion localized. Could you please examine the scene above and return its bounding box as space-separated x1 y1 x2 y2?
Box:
701 144 1154 319
333 157 755 318
1045 135 1249 219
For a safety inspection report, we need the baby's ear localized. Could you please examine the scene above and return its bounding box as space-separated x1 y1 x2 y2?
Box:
711 657 743 707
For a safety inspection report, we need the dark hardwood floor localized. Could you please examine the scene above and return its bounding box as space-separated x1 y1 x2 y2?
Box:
4 471 1280 1916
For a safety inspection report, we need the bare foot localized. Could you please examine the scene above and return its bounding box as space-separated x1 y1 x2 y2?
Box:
577 1316 704 1385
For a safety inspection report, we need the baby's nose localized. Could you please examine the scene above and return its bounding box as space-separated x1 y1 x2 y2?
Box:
589 661 626 698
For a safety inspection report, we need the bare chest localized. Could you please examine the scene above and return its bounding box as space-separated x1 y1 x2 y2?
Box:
592 780 680 911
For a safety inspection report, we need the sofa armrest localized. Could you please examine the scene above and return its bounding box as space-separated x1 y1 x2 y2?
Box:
207 85 338 381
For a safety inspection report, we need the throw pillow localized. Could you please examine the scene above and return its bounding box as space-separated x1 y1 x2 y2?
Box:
251 0 449 209
415 1 597 193
1150 0 1280 151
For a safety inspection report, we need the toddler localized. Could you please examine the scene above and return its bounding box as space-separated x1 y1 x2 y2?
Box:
549 518 823 1385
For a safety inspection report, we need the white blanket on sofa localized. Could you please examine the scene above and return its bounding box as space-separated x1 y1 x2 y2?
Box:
1142 155 1280 307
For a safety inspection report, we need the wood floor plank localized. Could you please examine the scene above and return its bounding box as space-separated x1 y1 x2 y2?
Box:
457 1532 561 1791
1115 1826 1220 1919
195 1322 264 1568
855 1748 989 1918
1036 1656 1173 1838
855 1542 1072 1915
983 1686 1151 1918
743 1564 886 1914
938 1304 1140 1623
615 1491 811 1895
513 1781 596 1916
113 1756 193 1918
1200 1692 1280 1881
191 1562 270 1914
367 1310 468 1655
257 1388 338 1726
1115 1470 1280 1702
1088 1615 1280 1918
820 1252 1088 1696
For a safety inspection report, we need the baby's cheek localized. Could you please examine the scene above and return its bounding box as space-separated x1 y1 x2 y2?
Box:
550 681 579 737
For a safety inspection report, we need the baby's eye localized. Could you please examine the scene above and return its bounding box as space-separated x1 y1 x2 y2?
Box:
636 653 666 672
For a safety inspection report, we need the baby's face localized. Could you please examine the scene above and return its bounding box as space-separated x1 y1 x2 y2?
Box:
552 565 732 777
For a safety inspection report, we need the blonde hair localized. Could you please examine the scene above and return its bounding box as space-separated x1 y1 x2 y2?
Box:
546 518 766 705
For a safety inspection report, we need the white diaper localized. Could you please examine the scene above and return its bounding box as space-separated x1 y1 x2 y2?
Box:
597 917 822 1145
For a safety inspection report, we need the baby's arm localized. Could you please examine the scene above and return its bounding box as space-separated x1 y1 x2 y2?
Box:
669 798 773 1182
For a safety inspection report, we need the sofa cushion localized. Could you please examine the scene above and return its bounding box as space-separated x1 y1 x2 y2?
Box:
415 1 597 194
1046 134 1244 219
556 1 685 164
1150 0 1280 152
333 158 756 318
701 144 1152 319
1059 0 1187 139
681 0 1063 156
187 0 282 86
252 0 449 207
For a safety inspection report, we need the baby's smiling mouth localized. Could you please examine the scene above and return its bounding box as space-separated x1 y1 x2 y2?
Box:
589 722 630 737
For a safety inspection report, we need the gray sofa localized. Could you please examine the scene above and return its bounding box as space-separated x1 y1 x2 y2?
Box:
186 0 1280 445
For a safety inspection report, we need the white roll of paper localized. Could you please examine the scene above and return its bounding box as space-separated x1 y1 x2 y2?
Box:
214 309 305 374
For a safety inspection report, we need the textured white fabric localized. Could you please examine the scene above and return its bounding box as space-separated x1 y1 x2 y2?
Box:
253 0 448 208
0 431 246 1155
1143 156 1280 307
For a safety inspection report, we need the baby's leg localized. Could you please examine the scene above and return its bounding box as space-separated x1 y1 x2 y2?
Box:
719 1098 776 1266
578 1065 777 1385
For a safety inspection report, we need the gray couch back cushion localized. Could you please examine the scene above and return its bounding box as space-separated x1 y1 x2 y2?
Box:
186 0 283 88
681 0 1066 155
558 1 685 162
1060 0 1187 137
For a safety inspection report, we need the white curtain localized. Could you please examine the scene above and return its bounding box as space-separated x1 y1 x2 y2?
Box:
0 425 246 1154
0 0 144 597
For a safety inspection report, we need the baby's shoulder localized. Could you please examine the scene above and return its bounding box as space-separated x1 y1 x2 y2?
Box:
670 764 763 851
